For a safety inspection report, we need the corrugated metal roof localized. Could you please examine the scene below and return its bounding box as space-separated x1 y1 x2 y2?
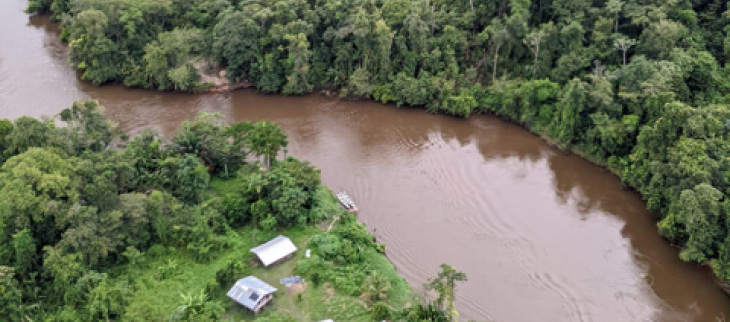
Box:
250 235 297 267
227 276 277 310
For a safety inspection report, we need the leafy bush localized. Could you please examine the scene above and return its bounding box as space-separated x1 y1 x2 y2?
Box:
157 260 179 280
215 255 252 286
371 301 391 321
170 291 225 322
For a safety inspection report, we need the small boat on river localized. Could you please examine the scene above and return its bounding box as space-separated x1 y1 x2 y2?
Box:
336 192 358 212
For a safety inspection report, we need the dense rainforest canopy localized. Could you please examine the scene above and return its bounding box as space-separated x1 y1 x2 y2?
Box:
22 0 730 301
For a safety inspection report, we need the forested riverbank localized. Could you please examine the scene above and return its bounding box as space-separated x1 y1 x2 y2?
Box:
25 0 730 291
0 101 476 321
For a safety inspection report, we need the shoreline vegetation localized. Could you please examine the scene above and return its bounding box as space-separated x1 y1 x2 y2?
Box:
0 101 471 321
24 0 730 296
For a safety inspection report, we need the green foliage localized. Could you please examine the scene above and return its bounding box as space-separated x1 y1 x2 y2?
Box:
214 255 252 286
157 259 180 280
2 116 58 159
170 291 225 321
371 301 391 321
142 28 205 90
173 112 246 175
213 157 323 230
361 271 392 305
397 303 449 322
0 266 29 321
426 264 467 321
245 121 288 170
59 100 121 153
309 219 380 265
293 213 408 304
85 275 132 321
66 9 122 84
23 0 730 311
0 104 348 320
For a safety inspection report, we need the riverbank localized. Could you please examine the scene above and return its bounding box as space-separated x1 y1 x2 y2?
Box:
94 176 416 321
203 83 730 300
123 225 414 321
0 99 424 321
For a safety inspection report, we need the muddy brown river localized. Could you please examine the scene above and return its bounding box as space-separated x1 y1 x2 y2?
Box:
2 0 730 321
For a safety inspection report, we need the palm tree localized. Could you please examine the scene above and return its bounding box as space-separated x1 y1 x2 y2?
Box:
426 264 467 322
361 272 391 305
171 291 224 321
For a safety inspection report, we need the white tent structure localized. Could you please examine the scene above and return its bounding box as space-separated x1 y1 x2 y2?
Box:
250 235 297 267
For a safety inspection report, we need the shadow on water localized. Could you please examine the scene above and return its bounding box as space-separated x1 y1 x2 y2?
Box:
545 150 730 322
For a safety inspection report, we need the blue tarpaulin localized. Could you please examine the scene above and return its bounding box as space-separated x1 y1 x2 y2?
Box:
279 276 303 286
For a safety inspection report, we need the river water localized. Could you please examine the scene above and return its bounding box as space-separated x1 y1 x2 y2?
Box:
2 0 730 321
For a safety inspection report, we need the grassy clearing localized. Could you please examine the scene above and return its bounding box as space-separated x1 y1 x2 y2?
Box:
121 176 413 321
209 175 243 196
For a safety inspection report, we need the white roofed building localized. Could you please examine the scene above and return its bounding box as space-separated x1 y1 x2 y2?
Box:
250 235 297 267
227 276 277 313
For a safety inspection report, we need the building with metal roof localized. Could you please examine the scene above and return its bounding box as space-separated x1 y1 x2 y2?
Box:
227 276 277 313
250 235 297 267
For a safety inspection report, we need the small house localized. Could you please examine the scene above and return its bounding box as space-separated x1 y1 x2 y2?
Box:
227 276 277 314
250 235 297 267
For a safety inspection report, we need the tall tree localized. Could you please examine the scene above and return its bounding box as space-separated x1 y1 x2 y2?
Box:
245 122 288 170
426 264 467 322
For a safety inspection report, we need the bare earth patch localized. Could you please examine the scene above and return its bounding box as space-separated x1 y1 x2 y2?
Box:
286 283 307 295
192 59 252 93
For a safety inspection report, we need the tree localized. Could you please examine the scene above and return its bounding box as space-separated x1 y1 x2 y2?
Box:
11 229 37 278
143 28 205 90
67 9 121 84
426 264 467 321
638 19 688 59
245 121 288 170
0 119 14 163
162 154 210 204
3 117 57 159
212 11 262 82
524 23 552 77
0 266 31 321
486 21 509 82
659 184 724 264
613 36 637 66
42 247 85 304
85 275 132 321
606 0 625 33
59 100 121 154
0 148 77 256
361 271 391 305
123 129 170 189
282 33 314 95
173 112 246 175
171 291 224 321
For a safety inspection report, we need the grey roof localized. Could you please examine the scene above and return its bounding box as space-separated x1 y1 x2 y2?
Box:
227 276 277 310
250 235 297 267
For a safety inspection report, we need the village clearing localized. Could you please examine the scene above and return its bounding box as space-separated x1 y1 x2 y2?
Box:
119 177 413 321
